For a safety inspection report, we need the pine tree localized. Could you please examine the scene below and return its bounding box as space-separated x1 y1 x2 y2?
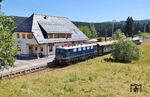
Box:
125 17 134 37
146 22 150 32
89 24 97 38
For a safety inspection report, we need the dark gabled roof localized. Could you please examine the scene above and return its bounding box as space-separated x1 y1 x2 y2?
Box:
15 14 33 32
15 13 89 44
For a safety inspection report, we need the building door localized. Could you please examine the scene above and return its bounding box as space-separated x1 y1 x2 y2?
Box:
48 44 55 55
29 45 33 55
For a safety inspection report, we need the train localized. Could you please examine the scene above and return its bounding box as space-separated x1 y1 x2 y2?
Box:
55 37 143 65
55 41 114 65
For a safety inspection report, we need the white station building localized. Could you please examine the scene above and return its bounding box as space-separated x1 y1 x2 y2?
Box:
14 14 89 58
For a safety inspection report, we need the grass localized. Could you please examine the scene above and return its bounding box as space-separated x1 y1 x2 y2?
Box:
139 32 150 38
0 39 150 97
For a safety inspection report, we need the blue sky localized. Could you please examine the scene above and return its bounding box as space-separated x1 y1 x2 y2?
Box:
2 0 150 22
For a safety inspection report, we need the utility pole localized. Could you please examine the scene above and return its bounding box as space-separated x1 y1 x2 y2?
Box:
144 23 147 32
105 29 107 41
112 20 116 40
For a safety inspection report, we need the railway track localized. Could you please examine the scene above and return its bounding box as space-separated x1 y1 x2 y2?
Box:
0 63 55 79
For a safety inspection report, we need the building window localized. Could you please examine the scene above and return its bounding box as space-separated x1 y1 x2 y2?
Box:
54 34 59 38
35 47 37 51
59 33 66 38
27 34 33 39
67 34 71 38
22 34 26 39
41 48 43 52
49 33 72 39
17 33 20 38
48 34 53 38
49 44 53 52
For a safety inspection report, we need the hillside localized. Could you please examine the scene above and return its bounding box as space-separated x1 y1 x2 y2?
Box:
9 16 150 37
0 39 150 97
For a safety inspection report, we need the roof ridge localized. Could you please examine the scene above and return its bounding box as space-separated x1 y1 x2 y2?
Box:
32 13 69 19
31 14 34 32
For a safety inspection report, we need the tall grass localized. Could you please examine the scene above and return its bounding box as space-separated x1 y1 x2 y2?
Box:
0 39 150 97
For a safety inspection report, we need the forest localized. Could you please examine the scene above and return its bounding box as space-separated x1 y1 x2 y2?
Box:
10 16 150 38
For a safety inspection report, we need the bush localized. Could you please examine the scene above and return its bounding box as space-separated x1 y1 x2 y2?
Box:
97 37 102 42
112 31 140 63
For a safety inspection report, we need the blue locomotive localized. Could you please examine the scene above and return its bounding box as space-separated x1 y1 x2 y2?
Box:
55 43 97 64
55 41 113 65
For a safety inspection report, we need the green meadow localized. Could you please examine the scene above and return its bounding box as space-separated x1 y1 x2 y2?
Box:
0 39 150 97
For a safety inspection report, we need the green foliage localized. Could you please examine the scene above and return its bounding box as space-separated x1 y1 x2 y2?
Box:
89 24 97 38
97 37 102 42
125 17 134 37
0 16 18 69
146 22 150 32
0 0 3 3
78 24 97 38
0 40 150 97
139 32 150 38
112 31 140 63
113 29 126 40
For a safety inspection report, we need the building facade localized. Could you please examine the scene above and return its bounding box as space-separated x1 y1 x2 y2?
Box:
14 14 89 58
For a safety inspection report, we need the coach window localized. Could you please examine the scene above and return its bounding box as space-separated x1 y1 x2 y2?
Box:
87 46 90 50
91 46 93 49
73 48 77 52
83 47 86 50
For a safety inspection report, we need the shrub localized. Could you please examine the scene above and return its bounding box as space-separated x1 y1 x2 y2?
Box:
97 37 102 42
111 30 140 63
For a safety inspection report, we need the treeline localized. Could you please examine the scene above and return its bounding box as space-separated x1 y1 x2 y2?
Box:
74 19 150 38
8 16 150 38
